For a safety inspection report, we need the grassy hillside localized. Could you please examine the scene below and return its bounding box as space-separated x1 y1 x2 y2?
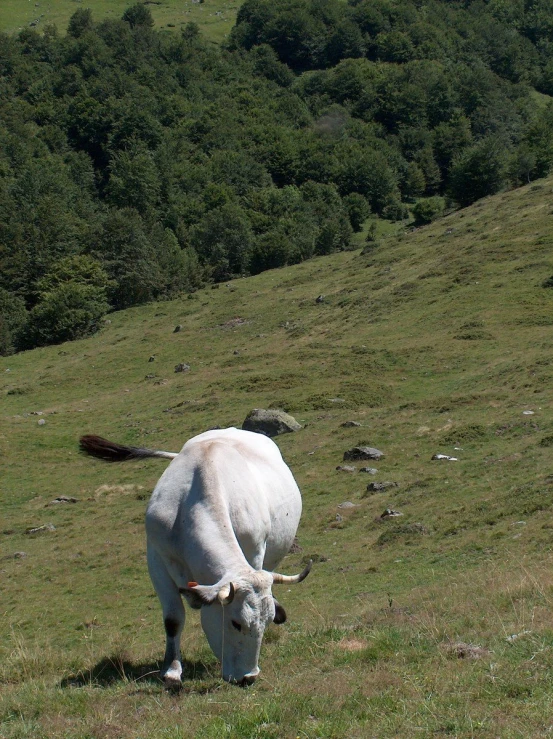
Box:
0 0 238 42
2 177 553 737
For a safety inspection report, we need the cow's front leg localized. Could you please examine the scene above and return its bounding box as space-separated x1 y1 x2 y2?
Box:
162 605 185 688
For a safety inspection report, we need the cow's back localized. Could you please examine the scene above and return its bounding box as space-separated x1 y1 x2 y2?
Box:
146 428 302 576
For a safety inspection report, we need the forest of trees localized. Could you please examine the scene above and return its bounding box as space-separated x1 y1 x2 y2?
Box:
1 0 553 353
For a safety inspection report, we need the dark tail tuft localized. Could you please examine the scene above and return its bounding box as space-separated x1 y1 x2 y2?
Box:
79 435 159 462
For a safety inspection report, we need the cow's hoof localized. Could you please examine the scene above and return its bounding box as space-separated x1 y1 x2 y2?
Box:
163 673 182 691
162 663 183 691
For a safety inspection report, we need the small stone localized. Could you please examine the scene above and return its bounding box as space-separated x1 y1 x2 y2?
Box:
148 356 155 362
38 419 46 426
380 509 403 518
1 551 27 561
336 465 356 473
316 295 325 303
335 513 343 522
365 481 399 494
360 467 378 474
174 363 190 373
431 454 458 461
173 325 182 333
341 421 361 428
338 501 359 509
49 496 78 505
25 523 56 535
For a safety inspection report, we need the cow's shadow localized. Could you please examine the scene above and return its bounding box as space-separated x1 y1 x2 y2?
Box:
60 654 214 690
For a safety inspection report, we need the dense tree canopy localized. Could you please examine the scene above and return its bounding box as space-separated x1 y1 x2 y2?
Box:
1 0 553 351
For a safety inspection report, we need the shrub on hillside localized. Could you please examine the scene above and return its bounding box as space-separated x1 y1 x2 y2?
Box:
18 282 110 349
0 289 28 356
448 138 508 207
412 196 445 225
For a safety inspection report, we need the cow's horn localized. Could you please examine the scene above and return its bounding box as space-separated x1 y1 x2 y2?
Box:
218 581 235 605
272 559 312 585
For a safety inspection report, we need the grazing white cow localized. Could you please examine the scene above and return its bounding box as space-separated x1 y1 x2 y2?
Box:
79 427 311 686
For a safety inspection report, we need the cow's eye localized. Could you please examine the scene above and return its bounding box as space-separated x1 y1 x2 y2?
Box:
231 620 242 632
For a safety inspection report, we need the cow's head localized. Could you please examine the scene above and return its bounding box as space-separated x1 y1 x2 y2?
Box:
181 561 311 684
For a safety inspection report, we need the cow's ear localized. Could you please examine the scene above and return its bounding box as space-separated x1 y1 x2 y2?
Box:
180 583 218 607
273 599 287 624
180 587 205 609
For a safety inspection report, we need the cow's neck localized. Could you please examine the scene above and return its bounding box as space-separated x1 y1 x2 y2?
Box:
188 501 255 582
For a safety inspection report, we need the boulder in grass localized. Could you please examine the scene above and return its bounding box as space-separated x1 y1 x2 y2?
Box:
242 409 302 437
365 481 399 495
343 446 384 461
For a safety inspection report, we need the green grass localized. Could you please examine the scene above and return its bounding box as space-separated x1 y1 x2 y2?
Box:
3 177 553 736
0 0 239 43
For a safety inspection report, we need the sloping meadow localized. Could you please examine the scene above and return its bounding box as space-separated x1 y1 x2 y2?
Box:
2 177 553 736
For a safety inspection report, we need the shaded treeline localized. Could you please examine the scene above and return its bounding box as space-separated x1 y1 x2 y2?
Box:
1 1 553 352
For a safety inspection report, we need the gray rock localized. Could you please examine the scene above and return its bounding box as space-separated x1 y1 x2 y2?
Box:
174 363 190 373
316 295 325 303
360 467 378 474
1 551 26 561
380 509 403 518
365 481 399 495
49 496 78 505
173 325 182 333
338 501 359 509
148 356 155 362
344 446 384 461
242 409 302 437
38 419 46 426
25 523 56 535
341 421 361 427
336 465 356 473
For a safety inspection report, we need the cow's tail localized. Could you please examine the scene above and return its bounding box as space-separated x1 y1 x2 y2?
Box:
79 434 178 462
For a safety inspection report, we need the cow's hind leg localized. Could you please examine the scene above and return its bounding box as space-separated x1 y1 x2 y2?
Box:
147 547 185 689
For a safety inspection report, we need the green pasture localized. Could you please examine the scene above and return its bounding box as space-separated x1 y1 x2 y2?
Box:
2 177 553 736
0 0 238 43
